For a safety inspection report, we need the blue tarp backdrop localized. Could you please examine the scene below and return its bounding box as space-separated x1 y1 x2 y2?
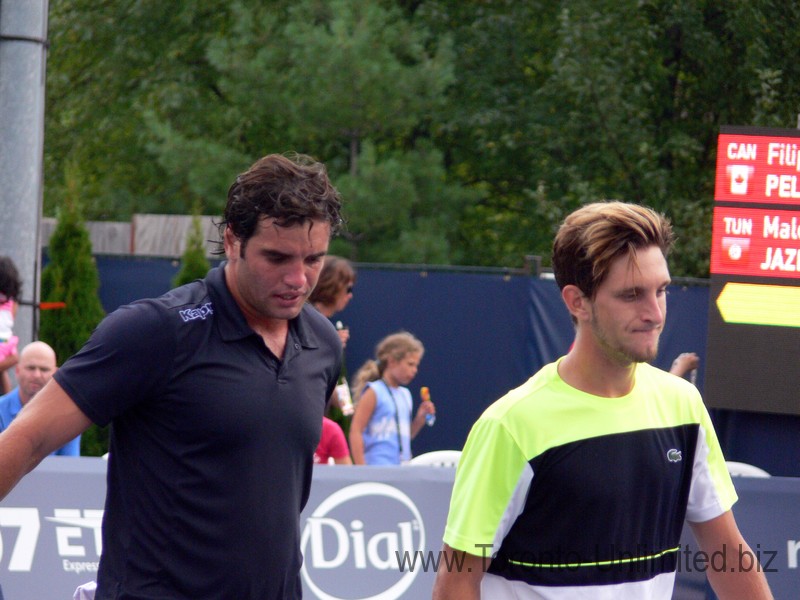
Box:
86 255 800 476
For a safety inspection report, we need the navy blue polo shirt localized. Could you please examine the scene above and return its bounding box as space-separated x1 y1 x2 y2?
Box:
55 264 341 599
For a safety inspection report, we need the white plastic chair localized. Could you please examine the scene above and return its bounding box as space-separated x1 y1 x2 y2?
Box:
408 450 462 467
73 581 96 600
725 461 770 478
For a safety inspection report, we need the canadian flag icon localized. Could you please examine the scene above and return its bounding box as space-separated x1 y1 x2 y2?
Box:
727 165 754 195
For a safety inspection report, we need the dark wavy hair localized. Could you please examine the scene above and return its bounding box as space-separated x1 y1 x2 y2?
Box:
216 153 343 256
0 256 21 302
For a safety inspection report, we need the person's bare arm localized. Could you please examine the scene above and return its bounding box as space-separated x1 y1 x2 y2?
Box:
1 369 12 395
0 353 18 394
333 455 353 465
431 544 487 600
348 387 376 465
689 511 773 599
0 353 18 372
410 399 434 439
669 352 699 377
0 379 92 499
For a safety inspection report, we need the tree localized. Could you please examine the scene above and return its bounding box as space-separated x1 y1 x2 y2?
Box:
198 0 469 262
330 141 480 262
43 1 800 277
526 1 737 276
519 1 789 275
39 164 108 456
172 206 212 287
44 0 236 219
46 1 471 263
416 0 563 267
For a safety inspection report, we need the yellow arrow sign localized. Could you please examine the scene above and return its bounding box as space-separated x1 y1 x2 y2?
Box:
716 282 800 328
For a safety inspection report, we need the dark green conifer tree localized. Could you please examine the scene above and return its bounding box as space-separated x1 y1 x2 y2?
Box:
40 167 107 456
173 206 211 287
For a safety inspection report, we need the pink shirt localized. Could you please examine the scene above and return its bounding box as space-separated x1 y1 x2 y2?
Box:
0 300 14 339
314 417 350 464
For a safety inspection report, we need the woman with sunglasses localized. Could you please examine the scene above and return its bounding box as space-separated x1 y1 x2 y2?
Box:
309 256 357 464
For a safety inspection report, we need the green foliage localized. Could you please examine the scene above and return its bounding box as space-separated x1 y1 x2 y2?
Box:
172 208 212 287
44 0 236 219
415 0 565 267
39 164 108 456
204 0 454 170
43 0 800 278
333 141 480 263
419 0 800 275
526 1 726 275
77 424 109 459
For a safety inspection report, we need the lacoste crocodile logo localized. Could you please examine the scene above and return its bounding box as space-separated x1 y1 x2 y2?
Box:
667 449 682 463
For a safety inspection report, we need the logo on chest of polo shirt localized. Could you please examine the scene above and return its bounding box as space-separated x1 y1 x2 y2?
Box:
667 449 682 463
178 302 214 322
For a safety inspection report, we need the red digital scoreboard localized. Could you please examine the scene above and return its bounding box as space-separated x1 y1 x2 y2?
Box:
705 126 800 415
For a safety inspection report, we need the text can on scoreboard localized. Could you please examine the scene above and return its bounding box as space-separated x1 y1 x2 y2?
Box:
705 126 800 415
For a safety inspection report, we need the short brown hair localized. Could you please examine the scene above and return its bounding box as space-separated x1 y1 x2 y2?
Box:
308 256 356 306
552 201 675 299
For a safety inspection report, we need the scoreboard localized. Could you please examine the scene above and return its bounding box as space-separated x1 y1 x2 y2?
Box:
705 126 800 415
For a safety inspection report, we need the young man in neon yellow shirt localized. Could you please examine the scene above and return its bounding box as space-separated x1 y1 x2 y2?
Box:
433 202 772 600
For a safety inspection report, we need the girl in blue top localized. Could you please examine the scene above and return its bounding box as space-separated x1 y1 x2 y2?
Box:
349 331 435 465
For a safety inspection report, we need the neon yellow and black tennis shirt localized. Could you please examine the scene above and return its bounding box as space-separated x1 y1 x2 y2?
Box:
443 359 736 599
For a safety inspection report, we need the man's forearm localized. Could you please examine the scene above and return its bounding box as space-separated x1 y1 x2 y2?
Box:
431 545 486 600
706 541 773 600
690 512 774 600
0 427 43 500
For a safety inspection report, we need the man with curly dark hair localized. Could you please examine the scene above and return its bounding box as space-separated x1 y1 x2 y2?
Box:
0 153 344 599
